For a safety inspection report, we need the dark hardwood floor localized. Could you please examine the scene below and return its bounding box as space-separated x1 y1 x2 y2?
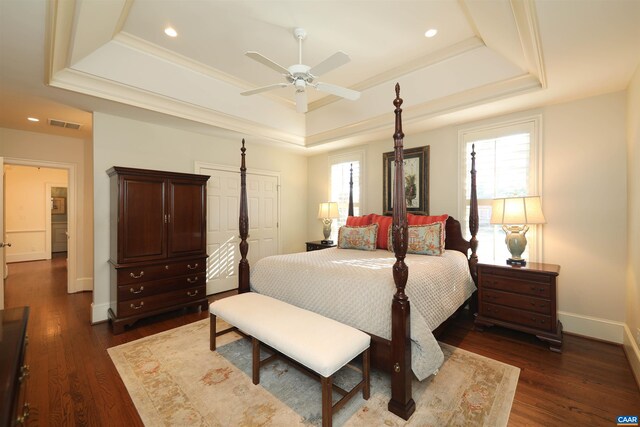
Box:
4 258 639 426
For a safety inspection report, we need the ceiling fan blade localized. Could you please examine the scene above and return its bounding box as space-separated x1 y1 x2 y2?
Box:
308 51 351 77
240 83 289 96
315 82 361 101
245 51 290 75
295 89 308 113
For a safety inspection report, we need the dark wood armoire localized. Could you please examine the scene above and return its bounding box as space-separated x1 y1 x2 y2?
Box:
107 166 209 334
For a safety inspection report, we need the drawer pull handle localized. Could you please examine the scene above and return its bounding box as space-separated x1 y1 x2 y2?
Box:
187 277 199 284
130 271 144 279
19 364 30 383
187 290 199 297
187 263 199 270
15 402 30 425
130 302 145 310
130 286 144 294
165 265 169 270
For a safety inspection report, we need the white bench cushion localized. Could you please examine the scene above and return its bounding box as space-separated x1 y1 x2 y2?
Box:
210 292 370 378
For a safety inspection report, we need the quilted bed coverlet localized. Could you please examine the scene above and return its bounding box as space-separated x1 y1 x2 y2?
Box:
250 247 476 380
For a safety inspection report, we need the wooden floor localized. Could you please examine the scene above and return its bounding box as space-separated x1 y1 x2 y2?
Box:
4 257 639 426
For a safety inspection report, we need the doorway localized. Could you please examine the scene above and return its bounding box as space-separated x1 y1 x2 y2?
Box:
2 158 78 296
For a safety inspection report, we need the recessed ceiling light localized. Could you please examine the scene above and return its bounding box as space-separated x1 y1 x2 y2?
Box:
164 27 178 37
425 29 438 38
27 117 39 122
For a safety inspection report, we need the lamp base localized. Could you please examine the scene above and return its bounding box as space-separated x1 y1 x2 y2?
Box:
506 258 527 266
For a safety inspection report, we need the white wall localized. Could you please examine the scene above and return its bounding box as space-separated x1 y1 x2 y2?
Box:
625 64 640 384
308 91 628 343
0 127 93 293
92 112 308 323
4 165 67 262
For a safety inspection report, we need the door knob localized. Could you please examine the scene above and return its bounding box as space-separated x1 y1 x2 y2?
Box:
0 242 11 248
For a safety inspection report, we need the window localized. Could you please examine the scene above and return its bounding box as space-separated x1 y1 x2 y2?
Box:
459 117 542 262
329 151 364 228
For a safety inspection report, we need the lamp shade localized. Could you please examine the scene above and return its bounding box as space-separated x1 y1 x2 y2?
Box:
490 196 546 225
317 202 339 219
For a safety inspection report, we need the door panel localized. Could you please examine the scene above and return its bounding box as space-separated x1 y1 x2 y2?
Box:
168 179 206 257
121 177 166 263
201 167 278 295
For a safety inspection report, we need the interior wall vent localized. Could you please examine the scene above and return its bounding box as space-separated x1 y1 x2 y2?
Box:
48 118 82 130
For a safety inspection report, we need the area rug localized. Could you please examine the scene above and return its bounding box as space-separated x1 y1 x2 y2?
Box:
108 319 519 426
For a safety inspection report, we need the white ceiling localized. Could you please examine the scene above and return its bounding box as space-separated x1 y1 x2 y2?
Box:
1 0 639 152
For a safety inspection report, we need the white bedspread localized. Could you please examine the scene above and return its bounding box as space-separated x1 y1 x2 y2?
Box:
250 247 476 380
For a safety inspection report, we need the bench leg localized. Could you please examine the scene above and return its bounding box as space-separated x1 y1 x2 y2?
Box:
321 375 333 427
363 348 370 400
252 337 260 385
210 313 217 351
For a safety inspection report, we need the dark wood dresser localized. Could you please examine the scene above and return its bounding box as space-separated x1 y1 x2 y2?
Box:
474 261 563 352
0 306 30 426
107 167 210 334
305 241 336 251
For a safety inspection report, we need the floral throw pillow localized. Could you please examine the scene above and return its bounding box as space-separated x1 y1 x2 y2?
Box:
387 222 445 255
337 223 379 251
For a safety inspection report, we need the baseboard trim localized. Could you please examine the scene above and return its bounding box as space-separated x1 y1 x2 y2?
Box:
91 302 111 324
558 311 624 344
7 252 49 263
623 325 640 390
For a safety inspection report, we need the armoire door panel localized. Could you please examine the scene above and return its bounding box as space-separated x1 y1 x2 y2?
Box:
121 178 166 263
168 180 206 257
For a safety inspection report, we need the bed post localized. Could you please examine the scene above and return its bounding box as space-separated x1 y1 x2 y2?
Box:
348 163 354 216
238 139 250 293
468 144 479 283
388 83 416 420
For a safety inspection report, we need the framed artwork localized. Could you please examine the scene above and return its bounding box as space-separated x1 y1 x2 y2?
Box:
52 197 66 214
382 145 430 215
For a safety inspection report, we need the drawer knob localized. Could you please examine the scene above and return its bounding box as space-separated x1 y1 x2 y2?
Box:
130 271 144 279
187 290 199 297
187 263 199 270
19 364 30 383
165 265 169 270
15 402 30 425
130 286 144 294
187 277 199 284
130 302 145 310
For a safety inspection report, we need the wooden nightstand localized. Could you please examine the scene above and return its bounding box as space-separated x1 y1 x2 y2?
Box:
474 261 563 352
305 241 336 251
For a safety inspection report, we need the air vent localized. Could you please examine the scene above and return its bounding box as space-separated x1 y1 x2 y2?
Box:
48 118 82 130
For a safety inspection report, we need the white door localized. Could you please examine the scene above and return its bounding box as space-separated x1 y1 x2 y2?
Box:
0 157 6 309
200 167 279 295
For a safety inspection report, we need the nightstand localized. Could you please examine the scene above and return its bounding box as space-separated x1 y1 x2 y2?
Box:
474 261 563 352
305 241 336 251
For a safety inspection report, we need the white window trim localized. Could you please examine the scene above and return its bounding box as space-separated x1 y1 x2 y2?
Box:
457 115 544 262
328 149 366 214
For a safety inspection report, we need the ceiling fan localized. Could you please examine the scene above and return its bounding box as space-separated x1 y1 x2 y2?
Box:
240 28 360 113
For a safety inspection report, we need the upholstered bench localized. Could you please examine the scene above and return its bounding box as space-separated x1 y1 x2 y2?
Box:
209 292 370 427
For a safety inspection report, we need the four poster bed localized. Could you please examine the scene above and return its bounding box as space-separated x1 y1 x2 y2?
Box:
236 84 479 420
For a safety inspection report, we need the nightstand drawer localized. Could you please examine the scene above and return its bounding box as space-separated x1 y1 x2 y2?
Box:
483 302 552 331
481 273 551 298
482 289 551 314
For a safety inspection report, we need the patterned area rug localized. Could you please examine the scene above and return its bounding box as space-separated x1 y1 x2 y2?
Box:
108 319 519 426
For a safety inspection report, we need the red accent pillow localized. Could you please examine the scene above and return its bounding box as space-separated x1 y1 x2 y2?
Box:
407 213 449 225
371 214 393 249
346 214 374 226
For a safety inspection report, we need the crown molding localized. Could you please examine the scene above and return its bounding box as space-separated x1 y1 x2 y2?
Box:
511 0 547 88
48 67 305 148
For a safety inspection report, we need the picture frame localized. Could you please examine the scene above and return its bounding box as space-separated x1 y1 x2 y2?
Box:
382 145 430 215
52 197 66 214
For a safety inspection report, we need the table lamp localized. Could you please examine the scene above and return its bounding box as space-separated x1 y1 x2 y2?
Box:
490 196 546 266
317 202 339 242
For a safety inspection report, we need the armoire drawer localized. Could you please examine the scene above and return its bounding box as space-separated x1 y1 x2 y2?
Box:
116 258 206 285
117 285 206 318
117 273 205 301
